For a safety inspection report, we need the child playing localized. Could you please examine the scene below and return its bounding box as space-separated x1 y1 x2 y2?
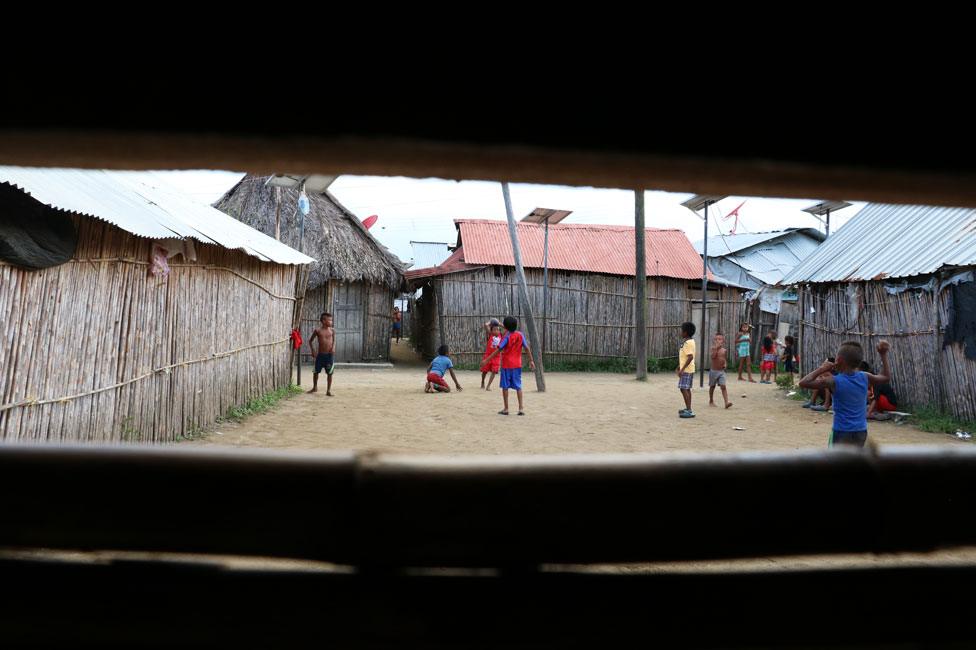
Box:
392 306 403 345
425 344 463 393
708 333 733 409
482 316 536 415
766 330 779 381
799 340 891 448
803 357 834 411
480 319 502 390
759 336 777 384
677 321 697 418
868 379 899 421
736 323 755 382
781 335 796 384
308 312 335 395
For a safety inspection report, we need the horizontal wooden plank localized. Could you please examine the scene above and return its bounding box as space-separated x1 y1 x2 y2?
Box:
2 446 976 566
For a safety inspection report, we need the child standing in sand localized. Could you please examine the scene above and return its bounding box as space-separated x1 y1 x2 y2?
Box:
480 319 502 390
736 323 755 383
482 316 535 416
708 333 733 409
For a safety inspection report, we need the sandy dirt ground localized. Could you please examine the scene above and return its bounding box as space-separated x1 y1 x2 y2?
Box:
188 339 964 454
180 339 974 571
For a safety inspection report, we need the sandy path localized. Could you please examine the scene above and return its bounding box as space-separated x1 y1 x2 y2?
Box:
188 340 962 454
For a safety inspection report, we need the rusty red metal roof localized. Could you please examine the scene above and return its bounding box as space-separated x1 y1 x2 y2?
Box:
404 247 485 282
456 219 712 280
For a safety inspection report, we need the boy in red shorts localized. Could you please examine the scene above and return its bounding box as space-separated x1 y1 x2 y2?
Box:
482 315 536 415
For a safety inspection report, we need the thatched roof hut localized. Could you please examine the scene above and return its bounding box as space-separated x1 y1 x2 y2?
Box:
214 176 406 363
214 175 405 291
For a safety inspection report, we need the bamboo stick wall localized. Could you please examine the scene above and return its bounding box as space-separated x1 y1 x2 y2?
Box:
798 279 976 420
298 282 393 364
365 284 395 361
412 267 745 366
0 216 300 443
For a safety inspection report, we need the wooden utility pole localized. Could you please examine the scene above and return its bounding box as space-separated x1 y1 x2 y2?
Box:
274 186 282 241
635 190 647 381
501 182 546 392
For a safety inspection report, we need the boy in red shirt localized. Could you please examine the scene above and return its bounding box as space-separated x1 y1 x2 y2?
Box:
482 315 536 415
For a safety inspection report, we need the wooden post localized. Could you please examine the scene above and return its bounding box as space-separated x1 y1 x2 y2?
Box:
934 273 946 411
501 182 546 392
798 285 804 376
436 280 447 349
542 216 550 362
699 202 710 388
274 186 282 241
635 190 647 381
292 265 310 386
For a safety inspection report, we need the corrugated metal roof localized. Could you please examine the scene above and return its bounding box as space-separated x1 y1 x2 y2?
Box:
696 230 824 287
409 241 453 269
404 247 484 282
456 219 712 280
0 167 314 265
781 204 976 284
693 228 825 256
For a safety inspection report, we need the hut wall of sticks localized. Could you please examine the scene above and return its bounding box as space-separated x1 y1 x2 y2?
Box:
782 203 976 420
406 220 746 367
413 268 744 366
214 176 405 363
796 276 976 420
0 169 313 443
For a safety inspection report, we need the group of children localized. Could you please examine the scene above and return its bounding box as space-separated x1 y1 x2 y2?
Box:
678 320 899 447
679 322 794 418
425 315 535 416
733 323 796 385
314 307 898 447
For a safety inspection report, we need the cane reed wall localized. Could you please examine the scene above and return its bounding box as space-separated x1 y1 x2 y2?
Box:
0 215 301 443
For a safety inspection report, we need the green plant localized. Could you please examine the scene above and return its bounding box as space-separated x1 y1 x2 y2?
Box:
912 406 976 435
775 374 795 390
218 384 304 423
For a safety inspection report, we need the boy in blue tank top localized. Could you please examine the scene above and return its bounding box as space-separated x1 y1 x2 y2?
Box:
799 340 891 448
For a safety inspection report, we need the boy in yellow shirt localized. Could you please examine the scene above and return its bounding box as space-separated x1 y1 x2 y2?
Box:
677 321 697 418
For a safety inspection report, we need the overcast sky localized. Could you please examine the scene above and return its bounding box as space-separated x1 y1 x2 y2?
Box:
152 171 865 265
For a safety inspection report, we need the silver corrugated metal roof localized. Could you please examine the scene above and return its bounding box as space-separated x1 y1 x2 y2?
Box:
693 228 825 256
696 229 824 287
781 204 976 285
0 167 315 265
409 241 452 269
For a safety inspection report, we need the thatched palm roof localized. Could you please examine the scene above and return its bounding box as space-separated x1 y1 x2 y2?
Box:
214 175 405 290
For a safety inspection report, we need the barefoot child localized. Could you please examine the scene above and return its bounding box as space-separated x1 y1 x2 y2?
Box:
759 336 776 384
677 321 696 418
392 306 403 345
804 357 836 412
708 333 733 409
736 323 755 382
308 312 335 395
766 330 780 382
868 379 899 420
799 340 892 448
425 345 463 393
482 316 536 415
480 319 502 390
781 335 796 384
